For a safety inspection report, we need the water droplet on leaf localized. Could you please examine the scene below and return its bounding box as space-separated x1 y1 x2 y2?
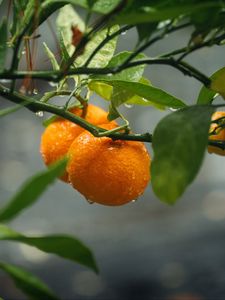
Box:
36 111 44 117
124 103 133 108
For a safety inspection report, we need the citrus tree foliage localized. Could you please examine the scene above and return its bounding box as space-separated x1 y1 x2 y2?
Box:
0 0 225 298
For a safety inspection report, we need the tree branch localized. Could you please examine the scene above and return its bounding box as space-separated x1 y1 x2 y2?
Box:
0 85 152 143
0 56 211 86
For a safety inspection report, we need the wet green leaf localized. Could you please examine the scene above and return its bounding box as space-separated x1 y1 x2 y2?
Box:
0 225 98 272
197 67 225 104
0 262 59 300
0 159 67 222
151 105 214 204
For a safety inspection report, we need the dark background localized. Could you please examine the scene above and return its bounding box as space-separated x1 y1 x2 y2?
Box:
0 4 225 300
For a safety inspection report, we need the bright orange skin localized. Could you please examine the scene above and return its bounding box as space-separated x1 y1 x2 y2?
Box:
67 125 151 206
40 104 112 181
208 111 225 156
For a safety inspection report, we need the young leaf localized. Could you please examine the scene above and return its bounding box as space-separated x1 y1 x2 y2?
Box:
0 225 98 272
0 262 59 300
43 42 59 70
151 105 214 204
0 159 67 222
0 18 7 72
197 67 225 104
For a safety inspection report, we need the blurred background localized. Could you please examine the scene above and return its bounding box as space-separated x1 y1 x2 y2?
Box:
0 3 225 300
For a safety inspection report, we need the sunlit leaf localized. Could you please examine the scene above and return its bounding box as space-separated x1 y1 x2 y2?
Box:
151 105 214 204
210 67 225 99
197 67 225 104
0 262 59 300
0 159 67 222
0 225 98 272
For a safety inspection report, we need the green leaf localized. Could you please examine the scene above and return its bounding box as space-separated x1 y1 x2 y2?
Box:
75 25 120 68
151 105 214 204
92 51 146 82
10 0 36 45
42 0 121 14
43 42 59 70
0 18 7 72
0 225 98 272
136 22 158 43
197 67 225 104
210 67 225 99
0 159 67 222
0 262 59 300
90 80 186 109
115 1 224 24
89 81 112 100
56 4 85 56
43 115 58 127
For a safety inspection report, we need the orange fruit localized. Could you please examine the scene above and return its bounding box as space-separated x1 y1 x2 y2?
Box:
67 124 151 206
40 104 113 181
208 111 225 156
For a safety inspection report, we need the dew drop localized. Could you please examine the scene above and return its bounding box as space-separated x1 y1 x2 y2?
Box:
36 111 44 117
49 81 58 87
124 103 133 109
33 88 38 95
131 199 138 203
121 30 127 36
107 73 113 77
21 50 26 55
169 107 178 112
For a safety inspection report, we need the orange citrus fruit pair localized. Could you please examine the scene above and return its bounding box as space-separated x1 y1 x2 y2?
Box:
208 111 225 156
40 104 151 205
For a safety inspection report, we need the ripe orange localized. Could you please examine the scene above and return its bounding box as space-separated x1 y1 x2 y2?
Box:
208 111 225 156
40 104 112 181
67 124 151 206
